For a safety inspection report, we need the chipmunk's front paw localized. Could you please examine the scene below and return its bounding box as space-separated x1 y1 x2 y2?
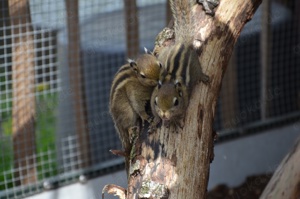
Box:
148 117 161 134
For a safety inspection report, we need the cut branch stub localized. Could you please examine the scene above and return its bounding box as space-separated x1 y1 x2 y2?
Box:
102 184 127 199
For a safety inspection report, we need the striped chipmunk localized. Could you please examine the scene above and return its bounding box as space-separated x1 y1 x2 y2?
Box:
151 0 219 129
109 48 163 168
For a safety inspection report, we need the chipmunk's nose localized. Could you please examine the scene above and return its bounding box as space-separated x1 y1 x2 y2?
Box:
160 111 170 120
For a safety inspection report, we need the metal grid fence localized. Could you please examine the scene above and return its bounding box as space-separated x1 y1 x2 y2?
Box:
0 0 299 198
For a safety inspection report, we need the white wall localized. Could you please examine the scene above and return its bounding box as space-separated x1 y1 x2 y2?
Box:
209 124 300 189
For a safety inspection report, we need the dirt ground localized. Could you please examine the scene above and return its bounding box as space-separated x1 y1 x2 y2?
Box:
207 174 273 199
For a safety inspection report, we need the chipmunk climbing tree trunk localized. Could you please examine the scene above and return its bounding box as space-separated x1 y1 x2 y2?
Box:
103 0 262 198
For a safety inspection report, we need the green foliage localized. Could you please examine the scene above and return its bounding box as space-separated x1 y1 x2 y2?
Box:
0 65 13 190
0 93 59 190
35 93 58 179
0 136 13 191
2 117 12 136
0 93 12 122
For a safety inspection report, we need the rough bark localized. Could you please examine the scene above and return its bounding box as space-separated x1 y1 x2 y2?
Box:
104 0 262 198
260 138 300 199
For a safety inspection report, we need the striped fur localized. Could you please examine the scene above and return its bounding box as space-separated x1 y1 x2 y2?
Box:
110 54 162 170
110 64 151 170
151 0 210 127
110 64 132 102
159 42 208 90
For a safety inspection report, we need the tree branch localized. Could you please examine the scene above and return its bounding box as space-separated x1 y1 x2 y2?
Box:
260 137 300 199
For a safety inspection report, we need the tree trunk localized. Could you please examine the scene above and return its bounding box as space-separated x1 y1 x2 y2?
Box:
9 0 37 186
260 138 300 199
103 0 262 198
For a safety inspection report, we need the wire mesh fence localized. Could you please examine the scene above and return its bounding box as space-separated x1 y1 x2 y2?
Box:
0 0 299 198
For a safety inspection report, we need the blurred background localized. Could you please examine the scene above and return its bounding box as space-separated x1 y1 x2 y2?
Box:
0 0 299 198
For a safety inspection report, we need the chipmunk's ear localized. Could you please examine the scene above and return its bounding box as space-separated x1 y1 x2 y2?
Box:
127 58 138 71
158 62 163 68
175 79 182 88
158 80 162 89
144 47 153 55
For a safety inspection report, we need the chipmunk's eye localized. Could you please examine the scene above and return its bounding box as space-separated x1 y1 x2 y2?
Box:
173 97 179 106
140 73 146 78
155 97 158 106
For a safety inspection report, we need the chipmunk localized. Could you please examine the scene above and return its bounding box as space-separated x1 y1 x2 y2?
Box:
151 80 188 128
109 48 162 169
151 0 219 128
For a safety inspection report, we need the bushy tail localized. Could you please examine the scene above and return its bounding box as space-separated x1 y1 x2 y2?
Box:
170 0 194 42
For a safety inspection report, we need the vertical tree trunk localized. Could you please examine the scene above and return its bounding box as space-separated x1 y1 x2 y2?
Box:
8 0 37 185
126 0 262 198
65 0 91 168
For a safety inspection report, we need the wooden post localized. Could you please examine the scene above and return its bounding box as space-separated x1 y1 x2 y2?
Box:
124 0 140 58
65 0 91 168
260 0 272 119
8 0 37 185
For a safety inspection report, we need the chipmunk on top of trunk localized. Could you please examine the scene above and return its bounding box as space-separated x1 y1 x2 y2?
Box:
151 0 219 129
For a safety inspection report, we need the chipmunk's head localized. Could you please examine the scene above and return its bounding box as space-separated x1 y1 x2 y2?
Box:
128 48 163 87
153 80 186 121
